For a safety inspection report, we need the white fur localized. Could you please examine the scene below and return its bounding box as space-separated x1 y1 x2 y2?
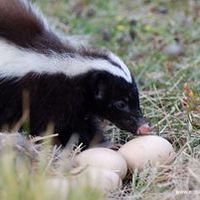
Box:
0 40 132 82
109 52 132 82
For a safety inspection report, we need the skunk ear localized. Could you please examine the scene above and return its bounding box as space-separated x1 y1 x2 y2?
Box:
90 72 106 100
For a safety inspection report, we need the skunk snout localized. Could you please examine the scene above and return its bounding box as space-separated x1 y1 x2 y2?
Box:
115 116 151 135
137 123 152 135
135 117 152 135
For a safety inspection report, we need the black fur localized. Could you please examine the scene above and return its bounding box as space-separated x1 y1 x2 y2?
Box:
0 71 145 147
0 0 147 148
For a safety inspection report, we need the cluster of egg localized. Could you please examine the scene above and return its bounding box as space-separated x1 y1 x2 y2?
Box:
70 135 175 192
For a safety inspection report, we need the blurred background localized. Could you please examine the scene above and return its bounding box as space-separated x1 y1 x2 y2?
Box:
36 0 200 88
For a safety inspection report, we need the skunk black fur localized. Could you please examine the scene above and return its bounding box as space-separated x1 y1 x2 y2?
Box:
0 0 147 147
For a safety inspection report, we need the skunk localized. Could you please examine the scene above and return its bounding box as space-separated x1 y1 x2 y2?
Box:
0 0 151 147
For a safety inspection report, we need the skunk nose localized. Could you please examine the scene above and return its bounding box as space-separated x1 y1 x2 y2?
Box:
137 123 152 135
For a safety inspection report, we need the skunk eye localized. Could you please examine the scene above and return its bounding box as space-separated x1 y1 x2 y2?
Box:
114 100 127 110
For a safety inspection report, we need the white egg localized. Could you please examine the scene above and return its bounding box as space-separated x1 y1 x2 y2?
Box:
74 147 127 179
118 135 175 170
70 166 122 192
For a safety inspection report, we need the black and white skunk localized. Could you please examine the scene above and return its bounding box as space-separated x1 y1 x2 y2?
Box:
0 0 151 147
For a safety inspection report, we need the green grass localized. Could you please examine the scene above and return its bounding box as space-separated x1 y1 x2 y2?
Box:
1 0 200 199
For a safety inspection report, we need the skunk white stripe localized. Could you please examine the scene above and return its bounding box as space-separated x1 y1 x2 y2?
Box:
109 52 132 81
0 40 132 82
5 0 132 82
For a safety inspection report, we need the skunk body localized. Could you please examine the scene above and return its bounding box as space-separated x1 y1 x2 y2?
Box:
0 0 149 147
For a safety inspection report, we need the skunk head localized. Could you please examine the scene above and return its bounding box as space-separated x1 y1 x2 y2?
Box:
87 54 150 135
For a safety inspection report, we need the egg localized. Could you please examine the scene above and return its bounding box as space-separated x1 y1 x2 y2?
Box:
70 166 122 192
74 147 127 179
118 135 175 170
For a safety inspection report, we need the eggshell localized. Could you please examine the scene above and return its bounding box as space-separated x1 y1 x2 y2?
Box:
45 178 68 199
70 166 122 192
118 135 175 170
74 147 127 179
